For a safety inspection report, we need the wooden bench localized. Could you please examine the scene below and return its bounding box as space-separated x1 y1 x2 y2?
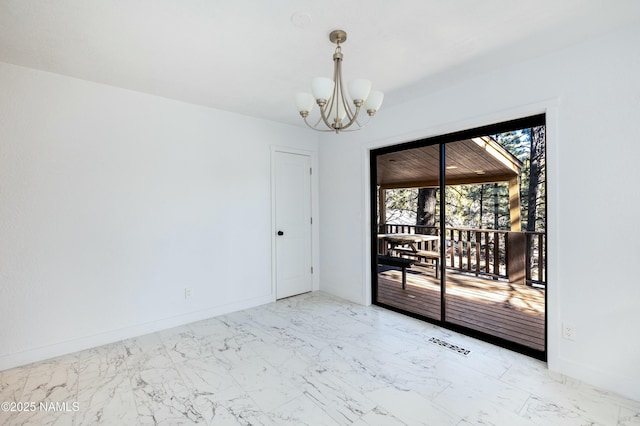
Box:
377 255 414 289
393 248 440 278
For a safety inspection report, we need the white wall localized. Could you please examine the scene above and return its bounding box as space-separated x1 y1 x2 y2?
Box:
319 24 640 401
0 62 318 369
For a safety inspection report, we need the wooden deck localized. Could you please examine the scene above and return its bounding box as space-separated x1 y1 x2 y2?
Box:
377 264 545 351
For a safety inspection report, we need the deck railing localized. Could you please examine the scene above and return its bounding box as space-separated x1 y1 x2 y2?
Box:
378 223 546 287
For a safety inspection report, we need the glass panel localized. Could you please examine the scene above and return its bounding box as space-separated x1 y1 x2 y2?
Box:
443 131 546 351
375 144 441 320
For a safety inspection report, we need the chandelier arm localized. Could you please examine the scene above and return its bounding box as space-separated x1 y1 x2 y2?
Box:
334 43 361 131
303 115 333 132
337 71 361 130
354 113 371 127
311 115 324 128
305 117 322 130
317 101 336 130
338 105 362 131
332 55 343 127
337 64 356 123
342 116 372 131
320 52 340 131
340 87 357 124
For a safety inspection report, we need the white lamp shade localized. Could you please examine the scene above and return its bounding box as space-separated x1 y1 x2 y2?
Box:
348 79 372 102
295 92 314 113
312 77 335 101
365 90 384 111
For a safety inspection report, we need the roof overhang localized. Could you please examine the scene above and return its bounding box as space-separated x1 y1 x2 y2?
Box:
377 136 523 189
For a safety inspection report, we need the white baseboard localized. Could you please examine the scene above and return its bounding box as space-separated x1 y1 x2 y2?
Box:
552 356 640 403
0 293 275 372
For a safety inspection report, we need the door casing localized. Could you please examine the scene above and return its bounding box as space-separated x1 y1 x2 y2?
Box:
272 149 313 299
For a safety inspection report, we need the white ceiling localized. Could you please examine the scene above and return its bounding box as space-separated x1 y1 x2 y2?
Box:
1 0 639 127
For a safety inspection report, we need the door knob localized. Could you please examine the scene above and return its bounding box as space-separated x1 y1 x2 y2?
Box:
277 231 284 236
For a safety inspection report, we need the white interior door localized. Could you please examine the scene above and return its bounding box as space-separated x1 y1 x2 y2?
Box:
273 151 312 299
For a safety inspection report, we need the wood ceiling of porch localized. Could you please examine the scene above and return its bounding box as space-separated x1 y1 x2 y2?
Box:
376 136 523 189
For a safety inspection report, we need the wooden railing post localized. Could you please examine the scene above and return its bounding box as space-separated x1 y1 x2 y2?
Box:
507 232 526 285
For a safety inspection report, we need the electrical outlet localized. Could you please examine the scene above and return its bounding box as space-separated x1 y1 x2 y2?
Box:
562 323 575 341
184 288 193 300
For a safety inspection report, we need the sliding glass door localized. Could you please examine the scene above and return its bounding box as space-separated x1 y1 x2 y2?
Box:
371 115 547 359
442 138 546 352
374 143 442 321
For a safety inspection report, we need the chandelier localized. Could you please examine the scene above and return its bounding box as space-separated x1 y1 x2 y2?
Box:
295 30 384 133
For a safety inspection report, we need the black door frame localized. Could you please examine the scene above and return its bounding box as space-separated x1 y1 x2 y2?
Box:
370 114 547 361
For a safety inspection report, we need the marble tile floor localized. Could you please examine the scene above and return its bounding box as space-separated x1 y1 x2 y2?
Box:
1 291 639 425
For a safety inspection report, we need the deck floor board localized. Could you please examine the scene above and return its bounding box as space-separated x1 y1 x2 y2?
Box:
377 265 545 351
